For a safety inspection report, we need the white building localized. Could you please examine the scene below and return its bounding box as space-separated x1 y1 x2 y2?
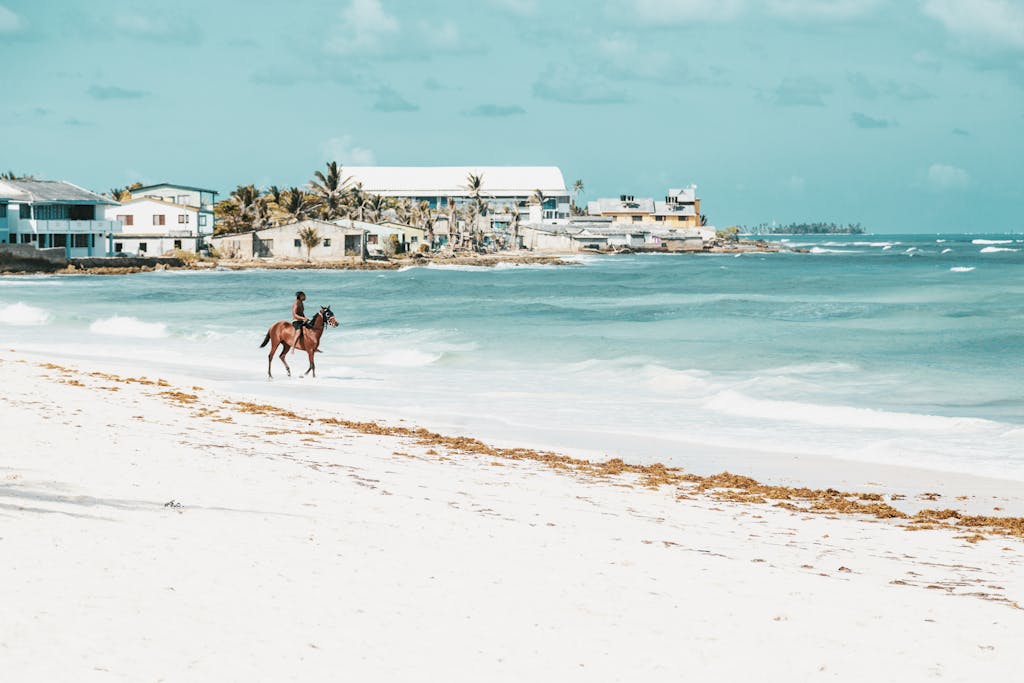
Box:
345 166 572 222
209 220 366 261
105 198 209 256
0 179 119 258
105 183 217 256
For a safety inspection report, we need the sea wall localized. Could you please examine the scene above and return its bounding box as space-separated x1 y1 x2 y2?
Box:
0 244 68 272
71 256 185 270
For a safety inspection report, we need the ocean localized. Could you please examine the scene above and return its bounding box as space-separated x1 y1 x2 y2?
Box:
2 233 1023 481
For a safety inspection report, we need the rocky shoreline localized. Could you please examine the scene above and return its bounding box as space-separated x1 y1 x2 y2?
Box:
0 240 787 276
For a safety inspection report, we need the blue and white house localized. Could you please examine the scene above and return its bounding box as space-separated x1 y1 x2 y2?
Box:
0 179 119 258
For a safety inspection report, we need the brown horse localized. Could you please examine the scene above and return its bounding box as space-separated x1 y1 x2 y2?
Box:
260 306 338 378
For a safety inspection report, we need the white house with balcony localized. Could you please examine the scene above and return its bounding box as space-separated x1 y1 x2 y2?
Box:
105 197 212 256
0 179 119 258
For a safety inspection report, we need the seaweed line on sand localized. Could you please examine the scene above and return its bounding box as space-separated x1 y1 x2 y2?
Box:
30 360 1024 542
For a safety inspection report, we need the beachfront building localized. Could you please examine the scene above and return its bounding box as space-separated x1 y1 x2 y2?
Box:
333 219 427 255
105 197 211 256
588 186 702 228
209 220 366 261
0 179 118 257
345 166 572 223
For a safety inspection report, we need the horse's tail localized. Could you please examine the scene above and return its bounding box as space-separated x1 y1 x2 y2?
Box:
260 332 271 348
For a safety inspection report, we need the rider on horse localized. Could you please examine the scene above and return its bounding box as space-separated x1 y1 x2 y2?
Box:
292 291 312 344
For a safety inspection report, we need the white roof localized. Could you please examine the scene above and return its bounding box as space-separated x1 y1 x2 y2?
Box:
344 166 568 196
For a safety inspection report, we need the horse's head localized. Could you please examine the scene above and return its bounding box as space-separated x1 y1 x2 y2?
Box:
321 305 339 328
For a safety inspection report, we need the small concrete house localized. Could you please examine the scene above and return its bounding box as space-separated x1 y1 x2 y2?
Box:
210 220 366 261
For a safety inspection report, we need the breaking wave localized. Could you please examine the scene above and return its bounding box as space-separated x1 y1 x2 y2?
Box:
0 302 51 326
89 316 168 338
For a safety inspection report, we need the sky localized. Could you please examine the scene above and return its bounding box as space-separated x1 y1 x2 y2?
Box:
1 0 1022 232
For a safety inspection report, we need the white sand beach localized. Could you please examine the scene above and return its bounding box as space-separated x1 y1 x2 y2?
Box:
1 351 1022 681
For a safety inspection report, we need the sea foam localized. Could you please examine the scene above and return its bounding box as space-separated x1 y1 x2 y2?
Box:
980 246 1019 253
89 316 168 338
0 302 51 326
972 239 1012 245
950 266 975 273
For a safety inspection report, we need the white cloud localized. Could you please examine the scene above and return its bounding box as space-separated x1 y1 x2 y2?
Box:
322 136 376 165
766 0 880 20
489 0 538 15
785 175 806 192
112 14 203 44
0 5 22 31
325 0 399 55
617 0 882 23
420 20 460 50
921 0 1024 51
624 0 744 24
926 163 970 190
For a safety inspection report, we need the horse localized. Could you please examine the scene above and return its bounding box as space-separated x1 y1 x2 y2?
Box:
260 306 338 378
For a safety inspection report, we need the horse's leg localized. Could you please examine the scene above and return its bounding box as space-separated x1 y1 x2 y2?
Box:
267 338 278 378
279 343 292 377
304 346 315 377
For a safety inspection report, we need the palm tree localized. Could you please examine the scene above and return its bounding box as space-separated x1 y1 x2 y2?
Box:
346 183 366 221
413 200 435 249
222 184 270 233
508 203 521 250
106 182 143 202
1 171 36 180
529 189 545 206
310 161 352 220
298 225 322 262
361 194 390 224
281 187 313 224
572 179 585 215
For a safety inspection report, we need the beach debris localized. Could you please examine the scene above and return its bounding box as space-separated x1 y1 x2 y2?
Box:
163 499 183 508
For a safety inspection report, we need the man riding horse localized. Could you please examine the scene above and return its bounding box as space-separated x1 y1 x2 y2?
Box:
261 293 338 378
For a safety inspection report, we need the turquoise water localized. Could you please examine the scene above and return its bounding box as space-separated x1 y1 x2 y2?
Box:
2 234 1023 480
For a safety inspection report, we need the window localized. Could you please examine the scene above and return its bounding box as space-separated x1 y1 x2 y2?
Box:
410 237 418 243
117 214 134 226
178 214 189 224
0 204 6 217
138 242 148 253
367 234 379 245
72 234 90 248
52 234 67 247
173 239 182 250
655 216 665 222
176 195 189 205
20 204 31 219
153 214 166 226
294 239 301 247
115 242 123 252
632 215 643 223
21 234 34 244
323 239 331 247
199 215 208 227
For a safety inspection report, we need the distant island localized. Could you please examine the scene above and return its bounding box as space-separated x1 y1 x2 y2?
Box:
744 222 866 235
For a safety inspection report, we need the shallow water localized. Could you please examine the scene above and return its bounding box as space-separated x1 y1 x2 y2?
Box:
2 233 1023 480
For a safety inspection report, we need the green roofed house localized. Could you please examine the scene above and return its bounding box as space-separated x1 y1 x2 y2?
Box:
0 178 119 258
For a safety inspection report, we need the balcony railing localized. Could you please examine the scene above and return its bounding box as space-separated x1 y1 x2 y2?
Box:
20 219 120 234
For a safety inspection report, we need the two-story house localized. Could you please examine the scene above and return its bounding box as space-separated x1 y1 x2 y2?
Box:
0 179 119 257
105 182 217 256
